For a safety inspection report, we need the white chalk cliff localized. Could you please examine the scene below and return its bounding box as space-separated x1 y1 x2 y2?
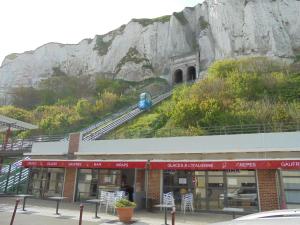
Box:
0 0 300 88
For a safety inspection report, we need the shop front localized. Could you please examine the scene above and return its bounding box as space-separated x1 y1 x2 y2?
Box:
163 170 258 212
21 131 300 213
151 160 300 212
22 158 300 212
22 160 147 207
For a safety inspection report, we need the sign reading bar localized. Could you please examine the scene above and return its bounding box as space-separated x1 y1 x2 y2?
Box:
22 160 147 169
150 160 300 170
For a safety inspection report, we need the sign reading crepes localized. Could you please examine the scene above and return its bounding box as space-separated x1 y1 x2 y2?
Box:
22 160 147 169
150 160 300 170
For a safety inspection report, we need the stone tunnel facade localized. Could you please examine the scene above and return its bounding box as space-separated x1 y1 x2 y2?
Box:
169 52 200 85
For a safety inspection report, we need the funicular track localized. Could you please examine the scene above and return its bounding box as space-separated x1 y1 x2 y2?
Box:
82 91 172 141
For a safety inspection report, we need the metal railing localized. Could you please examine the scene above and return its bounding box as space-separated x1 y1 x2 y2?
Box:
0 157 30 194
104 121 300 140
0 134 66 152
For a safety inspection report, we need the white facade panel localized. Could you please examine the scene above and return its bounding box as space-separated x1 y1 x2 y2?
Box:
78 132 300 155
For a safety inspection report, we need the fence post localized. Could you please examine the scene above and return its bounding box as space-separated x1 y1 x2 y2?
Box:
79 203 84 225
10 199 20 225
171 206 176 225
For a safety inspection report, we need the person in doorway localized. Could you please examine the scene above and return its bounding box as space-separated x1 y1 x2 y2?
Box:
121 175 134 202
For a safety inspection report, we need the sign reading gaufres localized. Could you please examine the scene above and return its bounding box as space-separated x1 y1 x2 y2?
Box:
22 160 146 169
150 160 300 170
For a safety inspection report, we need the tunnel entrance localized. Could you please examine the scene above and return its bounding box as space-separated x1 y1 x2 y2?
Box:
187 66 196 81
174 69 183 84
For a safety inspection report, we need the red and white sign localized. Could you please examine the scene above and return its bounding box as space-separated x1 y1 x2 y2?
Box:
150 160 300 170
22 159 300 170
22 160 147 169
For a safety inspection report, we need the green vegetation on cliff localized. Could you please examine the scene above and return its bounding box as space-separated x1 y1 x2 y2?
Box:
93 25 126 56
108 57 300 139
131 15 171 27
1 76 168 137
115 47 153 73
173 11 188 25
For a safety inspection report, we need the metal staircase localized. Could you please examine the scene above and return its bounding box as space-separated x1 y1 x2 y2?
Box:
82 91 172 141
0 157 30 194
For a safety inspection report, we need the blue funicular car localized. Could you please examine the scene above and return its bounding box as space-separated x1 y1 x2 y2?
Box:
138 92 152 110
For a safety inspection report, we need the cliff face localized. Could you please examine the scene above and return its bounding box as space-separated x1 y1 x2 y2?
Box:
0 0 299 88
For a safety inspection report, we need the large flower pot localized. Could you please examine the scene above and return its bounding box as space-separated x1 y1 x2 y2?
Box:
116 207 134 223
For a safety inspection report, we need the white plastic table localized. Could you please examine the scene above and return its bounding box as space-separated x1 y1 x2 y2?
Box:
15 194 33 211
48 196 68 215
154 204 175 225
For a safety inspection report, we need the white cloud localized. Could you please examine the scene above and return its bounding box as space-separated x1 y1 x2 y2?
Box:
0 0 203 63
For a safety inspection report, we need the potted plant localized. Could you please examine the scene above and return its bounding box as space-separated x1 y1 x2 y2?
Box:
115 198 136 223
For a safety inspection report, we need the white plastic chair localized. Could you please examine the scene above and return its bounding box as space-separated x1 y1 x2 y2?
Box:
181 193 194 214
115 191 126 201
98 190 109 212
105 192 117 214
163 192 175 207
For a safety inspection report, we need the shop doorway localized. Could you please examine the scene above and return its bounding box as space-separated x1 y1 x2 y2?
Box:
163 170 194 208
121 169 135 201
206 171 225 210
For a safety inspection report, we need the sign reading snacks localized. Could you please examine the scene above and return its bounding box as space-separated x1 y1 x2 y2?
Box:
22 160 147 169
150 160 300 170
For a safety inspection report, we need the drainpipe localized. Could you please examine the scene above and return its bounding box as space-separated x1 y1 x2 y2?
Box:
277 169 287 209
255 170 261 212
145 160 150 209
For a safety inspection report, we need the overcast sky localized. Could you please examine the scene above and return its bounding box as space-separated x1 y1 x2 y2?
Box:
0 0 203 63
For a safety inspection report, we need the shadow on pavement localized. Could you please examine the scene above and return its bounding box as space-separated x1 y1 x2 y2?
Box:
99 219 149 225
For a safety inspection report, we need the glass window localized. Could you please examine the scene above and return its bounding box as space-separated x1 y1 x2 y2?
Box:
98 169 121 192
226 171 257 212
285 191 300 203
163 170 193 207
47 168 65 196
226 170 255 176
28 168 65 198
77 169 96 200
282 171 300 177
282 170 300 209
208 171 223 176
283 177 300 189
195 171 205 176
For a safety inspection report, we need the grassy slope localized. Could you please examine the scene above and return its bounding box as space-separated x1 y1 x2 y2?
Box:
107 57 300 139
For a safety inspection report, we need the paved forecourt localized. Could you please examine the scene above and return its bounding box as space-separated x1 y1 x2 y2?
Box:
0 197 232 225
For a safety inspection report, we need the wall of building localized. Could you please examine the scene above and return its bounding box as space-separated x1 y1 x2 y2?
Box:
148 170 161 204
257 170 279 211
77 132 300 156
63 168 77 202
